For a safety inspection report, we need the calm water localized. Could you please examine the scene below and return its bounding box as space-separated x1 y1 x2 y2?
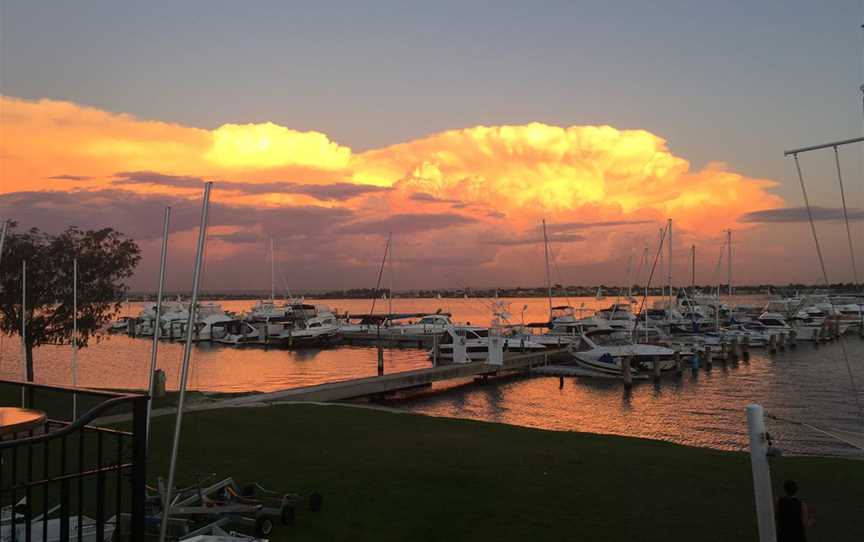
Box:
3 296 863 457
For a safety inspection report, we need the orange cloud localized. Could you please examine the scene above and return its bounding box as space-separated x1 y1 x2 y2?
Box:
0 95 784 286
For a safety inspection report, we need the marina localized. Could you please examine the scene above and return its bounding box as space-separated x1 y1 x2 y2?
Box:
2 296 862 457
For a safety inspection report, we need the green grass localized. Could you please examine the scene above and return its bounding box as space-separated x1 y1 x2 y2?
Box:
145 404 864 541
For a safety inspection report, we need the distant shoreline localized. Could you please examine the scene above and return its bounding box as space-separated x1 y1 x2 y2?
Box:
122 284 862 301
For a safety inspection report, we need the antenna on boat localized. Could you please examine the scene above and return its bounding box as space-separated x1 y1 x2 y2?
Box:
146 207 171 448
542 219 552 319
159 183 212 542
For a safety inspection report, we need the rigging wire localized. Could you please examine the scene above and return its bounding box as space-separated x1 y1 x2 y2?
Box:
790 154 864 422
833 147 860 286
636 223 668 319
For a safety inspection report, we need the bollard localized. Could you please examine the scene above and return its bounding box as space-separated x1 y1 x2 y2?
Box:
153 369 167 398
622 356 632 389
377 343 384 376
741 335 751 361
728 338 739 363
674 351 683 377
559 375 564 389
652 355 661 382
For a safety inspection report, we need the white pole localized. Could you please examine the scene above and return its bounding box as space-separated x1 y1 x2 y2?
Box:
158 184 211 542
72 258 78 419
21 260 27 406
146 207 171 447
746 404 777 542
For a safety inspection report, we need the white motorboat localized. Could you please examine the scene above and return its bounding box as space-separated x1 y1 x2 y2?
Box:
279 311 340 345
212 320 261 345
434 326 545 362
568 328 675 375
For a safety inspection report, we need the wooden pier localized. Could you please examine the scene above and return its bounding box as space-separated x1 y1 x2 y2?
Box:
200 349 565 408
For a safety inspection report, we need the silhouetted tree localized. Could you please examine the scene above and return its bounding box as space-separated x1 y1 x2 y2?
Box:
0 223 141 383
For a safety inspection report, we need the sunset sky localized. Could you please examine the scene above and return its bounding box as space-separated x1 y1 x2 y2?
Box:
1 1 862 291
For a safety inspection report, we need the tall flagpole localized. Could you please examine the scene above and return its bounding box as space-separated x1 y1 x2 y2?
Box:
146 207 171 447
72 258 78 418
158 184 211 542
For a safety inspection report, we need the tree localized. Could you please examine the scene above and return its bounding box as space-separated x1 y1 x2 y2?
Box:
0 223 141 383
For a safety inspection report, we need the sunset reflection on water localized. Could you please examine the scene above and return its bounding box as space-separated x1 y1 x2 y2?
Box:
2 297 861 457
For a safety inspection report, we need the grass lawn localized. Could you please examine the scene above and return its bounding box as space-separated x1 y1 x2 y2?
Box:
145 403 864 541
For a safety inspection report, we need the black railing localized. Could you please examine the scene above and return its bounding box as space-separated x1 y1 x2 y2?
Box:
0 380 147 542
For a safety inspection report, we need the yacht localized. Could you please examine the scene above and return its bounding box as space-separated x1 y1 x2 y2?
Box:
212 320 261 345
568 328 675 376
279 311 340 345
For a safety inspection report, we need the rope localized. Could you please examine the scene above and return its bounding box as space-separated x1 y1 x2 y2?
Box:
766 413 864 451
832 146 859 285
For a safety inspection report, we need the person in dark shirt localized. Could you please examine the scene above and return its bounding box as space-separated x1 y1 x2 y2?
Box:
777 479 814 542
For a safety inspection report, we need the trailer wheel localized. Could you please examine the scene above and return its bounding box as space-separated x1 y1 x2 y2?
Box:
309 492 323 512
281 504 295 525
255 517 274 537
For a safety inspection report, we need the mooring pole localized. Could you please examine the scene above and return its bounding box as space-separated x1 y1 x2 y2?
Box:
746 404 777 542
146 207 171 448
159 184 211 542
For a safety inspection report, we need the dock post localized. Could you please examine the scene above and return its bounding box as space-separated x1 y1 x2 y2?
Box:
768 334 777 354
789 329 797 348
741 335 750 361
704 346 713 369
778 332 786 351
377 324 384 376
729 338 739 363
622 356 632 389
674 351 682 377
720 342 728 365
432 333 438 367
652 355 661 382
559 375 564 389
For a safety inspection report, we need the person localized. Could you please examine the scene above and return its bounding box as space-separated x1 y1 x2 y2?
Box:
777 479 814 542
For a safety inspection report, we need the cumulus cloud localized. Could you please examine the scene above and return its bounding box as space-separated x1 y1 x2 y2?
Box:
0 95 791 288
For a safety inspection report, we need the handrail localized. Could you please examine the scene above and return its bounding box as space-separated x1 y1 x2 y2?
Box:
0 378 141 399
0 393 147 450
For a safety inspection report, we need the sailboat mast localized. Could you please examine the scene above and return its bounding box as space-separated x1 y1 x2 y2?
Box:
727 229 733 297
159 182 212 542
388 236 394 316
270 236 275 302
667 218 673 309
369 233 391 317
146 207 171 447
0 220 8 265
542 220 552 318
690 245 696 289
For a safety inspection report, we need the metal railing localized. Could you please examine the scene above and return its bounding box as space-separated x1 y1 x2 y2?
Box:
0 380 147 542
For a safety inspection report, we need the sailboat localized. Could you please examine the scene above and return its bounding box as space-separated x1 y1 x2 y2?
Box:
594 286 606 301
